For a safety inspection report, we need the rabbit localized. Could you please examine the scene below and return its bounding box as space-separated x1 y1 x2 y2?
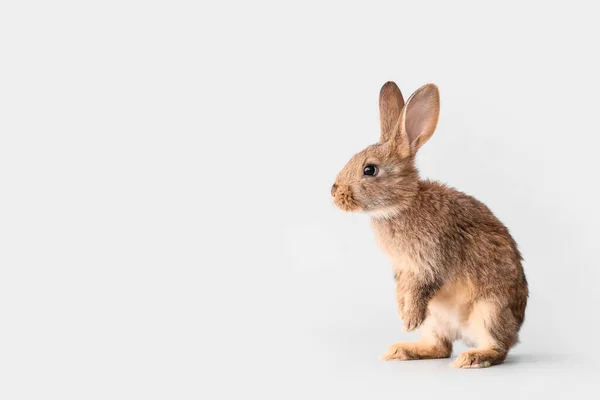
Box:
330 81 528 368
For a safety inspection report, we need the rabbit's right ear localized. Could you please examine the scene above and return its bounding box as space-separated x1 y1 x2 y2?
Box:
379 81 405 143
394 83 440 156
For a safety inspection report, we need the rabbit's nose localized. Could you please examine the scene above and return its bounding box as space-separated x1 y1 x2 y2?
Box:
331 183 338 196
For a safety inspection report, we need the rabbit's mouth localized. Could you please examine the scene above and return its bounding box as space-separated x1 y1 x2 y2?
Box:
331 184 362 212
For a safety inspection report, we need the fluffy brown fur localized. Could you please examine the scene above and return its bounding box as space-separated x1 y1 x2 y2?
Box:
331 81 528 369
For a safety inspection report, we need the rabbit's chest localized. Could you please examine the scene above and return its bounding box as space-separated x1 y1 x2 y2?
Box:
372 228 421 274
386 248 420 276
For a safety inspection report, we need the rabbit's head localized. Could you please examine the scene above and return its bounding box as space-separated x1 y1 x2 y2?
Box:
331 82 440 218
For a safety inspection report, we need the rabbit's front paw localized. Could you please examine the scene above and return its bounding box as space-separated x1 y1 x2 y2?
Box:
401 304 427 332
397 295 406 319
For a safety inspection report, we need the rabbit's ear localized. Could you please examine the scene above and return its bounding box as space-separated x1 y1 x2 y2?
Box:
379 81 405 143
395 83 440 155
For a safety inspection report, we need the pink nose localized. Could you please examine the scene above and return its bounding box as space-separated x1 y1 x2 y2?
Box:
331 183 338 196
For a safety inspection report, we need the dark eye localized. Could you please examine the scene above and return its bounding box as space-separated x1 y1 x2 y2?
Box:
363 164 378 176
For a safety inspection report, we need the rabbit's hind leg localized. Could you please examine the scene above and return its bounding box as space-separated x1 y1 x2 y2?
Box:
451 348 507 369
380 339 452 360
381 316 454 361
453 300 517 369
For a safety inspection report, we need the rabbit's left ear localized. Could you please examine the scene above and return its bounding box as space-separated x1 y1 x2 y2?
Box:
395 83 440 156
379 81 405 143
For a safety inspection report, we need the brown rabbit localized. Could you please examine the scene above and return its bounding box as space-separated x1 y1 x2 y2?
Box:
331 81 528 368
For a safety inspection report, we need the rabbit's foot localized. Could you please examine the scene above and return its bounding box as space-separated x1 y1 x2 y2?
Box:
380 341 452 361
451 348 507 369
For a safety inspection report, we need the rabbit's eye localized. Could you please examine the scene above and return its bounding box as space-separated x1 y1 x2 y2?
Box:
363 164 378 176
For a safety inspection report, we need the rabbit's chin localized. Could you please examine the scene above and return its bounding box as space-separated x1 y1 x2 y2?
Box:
333 197 362 212
336 204 362 213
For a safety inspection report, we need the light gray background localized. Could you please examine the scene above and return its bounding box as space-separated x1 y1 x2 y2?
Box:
1 1 599 399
